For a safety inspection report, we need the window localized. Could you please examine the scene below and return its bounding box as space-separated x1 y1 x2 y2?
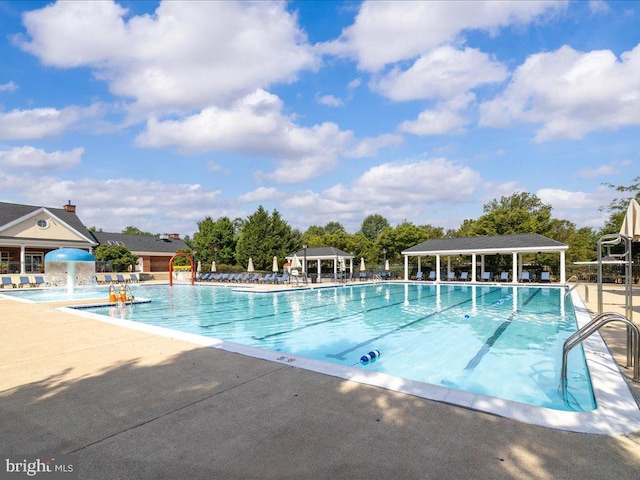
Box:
36 219 49 229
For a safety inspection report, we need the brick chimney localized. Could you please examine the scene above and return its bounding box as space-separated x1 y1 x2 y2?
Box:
169 233 180 240
63 200 76 213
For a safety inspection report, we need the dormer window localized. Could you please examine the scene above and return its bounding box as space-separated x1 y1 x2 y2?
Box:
36 219 49 229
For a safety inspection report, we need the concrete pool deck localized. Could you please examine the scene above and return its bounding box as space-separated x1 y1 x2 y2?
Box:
1 282 639 479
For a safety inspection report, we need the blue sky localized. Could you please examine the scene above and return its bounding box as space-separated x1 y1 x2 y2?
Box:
0 1 638 237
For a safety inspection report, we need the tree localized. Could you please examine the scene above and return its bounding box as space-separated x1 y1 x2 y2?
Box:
463 192 553 236
121 226 153 236
600 176 640 235
359 214 390 242
324 221 346 234
94 245 138 272
191 216 237 265
235 206 298 270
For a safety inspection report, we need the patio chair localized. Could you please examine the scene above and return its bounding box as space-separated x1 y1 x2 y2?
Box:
249 273 260 283
34 276 46 287
460 272 469 281
104 274 113 283
520 271 531 282
276 273 289 284
18 276 31 287
446 272 456 281
1 276 15 288
499 272 509 282
540 271 551 282
428 271 436 281
116 274 126 283
129 273 139 283
415 271 423 281
481 272 493 282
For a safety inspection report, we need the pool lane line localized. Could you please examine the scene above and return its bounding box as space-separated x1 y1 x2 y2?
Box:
250 288 439 340
200 284 440 330
462 288 543 374
327 287 505 361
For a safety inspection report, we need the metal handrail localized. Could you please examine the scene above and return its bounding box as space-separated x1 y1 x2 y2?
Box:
565 275 581 297
560 312 639 397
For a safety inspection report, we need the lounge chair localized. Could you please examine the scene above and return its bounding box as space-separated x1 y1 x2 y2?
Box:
116 274 126 283
18 276 31 287
540 271 551 282
446 272 455 281
129 273 139 283
276 273 289 284
428 271 436 281
359 272 367 281
481 272 493 282
1 276 15 288
34 276 46 287
499 272 509 282
104 274 113 283
249 273 260 283
460 272 469 281
520 271 531 282
415 271 423 281
239 273 250 283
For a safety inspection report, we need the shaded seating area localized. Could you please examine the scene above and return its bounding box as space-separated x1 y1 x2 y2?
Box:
402 233 568 283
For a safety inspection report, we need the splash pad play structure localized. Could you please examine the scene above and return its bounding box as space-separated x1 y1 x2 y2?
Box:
44 248 97 295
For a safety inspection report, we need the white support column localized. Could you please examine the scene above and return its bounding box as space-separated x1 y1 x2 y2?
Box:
436 255 441 282
20 246 26 274
471 254 477 282
512 252 518 283
333 258 337 279
417 256 422 274
480 255 485 276
447 256 451 274
317 259 321 280
560 251 566 283
404 255 409 281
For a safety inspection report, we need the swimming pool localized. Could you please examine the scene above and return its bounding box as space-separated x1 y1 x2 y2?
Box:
8 281 640 433
70 283 595 411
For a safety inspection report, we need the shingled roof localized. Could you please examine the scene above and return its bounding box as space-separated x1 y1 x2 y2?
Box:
91 231 188 254
288 247 354 259
402 233 568 255
0 201 97 244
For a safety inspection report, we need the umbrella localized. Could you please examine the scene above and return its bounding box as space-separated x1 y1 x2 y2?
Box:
211 261 216 272
339 256 346 272
247 258 255 272
272 256 279 273
291 254 302 269
620 199 640 241
197 261 201 272
385 259 389 271
360 257 366 272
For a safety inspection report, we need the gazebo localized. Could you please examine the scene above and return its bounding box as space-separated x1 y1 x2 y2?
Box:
402 233 568 283
286 247 355 281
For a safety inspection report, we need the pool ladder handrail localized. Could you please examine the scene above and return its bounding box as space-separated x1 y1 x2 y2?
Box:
564 275 581 297
372 273 382 283
560 312 639 397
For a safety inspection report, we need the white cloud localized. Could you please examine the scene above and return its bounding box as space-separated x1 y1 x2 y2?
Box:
537 185 616 227
0 146 83 169
281 158 481 230
399 95 473 136
372 46 508 102
316 94 343 107
237 187 283 203
138 89 400 183
575 160 632 178
479 44 640 141
19 1 318 114
0 106 85 140
0 81 18 92
20 176 235 236
321 1 565 71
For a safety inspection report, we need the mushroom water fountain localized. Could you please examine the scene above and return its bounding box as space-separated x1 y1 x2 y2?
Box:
44 248 96 295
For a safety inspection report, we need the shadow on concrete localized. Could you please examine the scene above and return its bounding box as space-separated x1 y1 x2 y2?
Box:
2 345 640 480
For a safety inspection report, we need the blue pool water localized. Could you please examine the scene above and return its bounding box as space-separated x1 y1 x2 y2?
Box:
65 283 594 412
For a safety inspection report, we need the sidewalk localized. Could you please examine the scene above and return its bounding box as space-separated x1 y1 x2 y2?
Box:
1 284 639 479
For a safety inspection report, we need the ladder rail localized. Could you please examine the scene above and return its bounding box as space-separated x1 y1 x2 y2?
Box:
565 275 581 297
560 313 639 397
